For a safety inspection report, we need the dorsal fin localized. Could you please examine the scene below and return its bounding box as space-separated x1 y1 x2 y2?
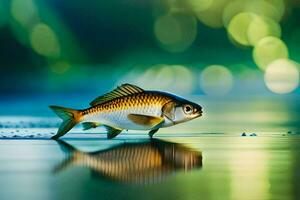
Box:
90 83 144 106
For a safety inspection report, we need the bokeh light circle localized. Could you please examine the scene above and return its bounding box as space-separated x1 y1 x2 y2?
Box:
247 15 281 46
227 12 256 46
122 65 194 94
253 36 288 70
187 0 213 12
264 59 299 94
154 15 181 46
30 23 61 58
11 0 39 27
195 0 228 28
154 12 197 52
223 0 284 28
155 65 175 89
200 65 234 95
172 65 194 94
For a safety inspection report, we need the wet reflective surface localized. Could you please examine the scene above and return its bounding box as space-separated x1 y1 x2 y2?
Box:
0 135 300 200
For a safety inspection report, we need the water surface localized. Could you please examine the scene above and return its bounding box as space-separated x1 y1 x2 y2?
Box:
0 95 299 200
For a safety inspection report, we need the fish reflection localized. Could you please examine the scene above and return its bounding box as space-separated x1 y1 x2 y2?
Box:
54 139 202 185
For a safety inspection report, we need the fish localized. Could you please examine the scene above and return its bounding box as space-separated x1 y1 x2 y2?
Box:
54 139 202 185
50 83 203 139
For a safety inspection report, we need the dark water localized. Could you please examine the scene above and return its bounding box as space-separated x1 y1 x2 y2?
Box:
0 95 299 200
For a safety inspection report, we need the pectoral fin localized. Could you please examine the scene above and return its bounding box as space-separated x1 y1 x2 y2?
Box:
128 114 164 128
82 122 101 130
103 125 122 139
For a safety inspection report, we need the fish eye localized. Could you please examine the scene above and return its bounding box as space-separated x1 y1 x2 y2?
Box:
183 104 193 115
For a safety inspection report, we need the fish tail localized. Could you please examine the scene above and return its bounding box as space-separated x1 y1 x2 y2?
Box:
49 105 82 139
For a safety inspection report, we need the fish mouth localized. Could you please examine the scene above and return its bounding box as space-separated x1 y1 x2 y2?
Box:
195 110 203 118
193 105 203 118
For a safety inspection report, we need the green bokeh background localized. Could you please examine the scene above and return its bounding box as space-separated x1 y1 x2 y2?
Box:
0 0 299 95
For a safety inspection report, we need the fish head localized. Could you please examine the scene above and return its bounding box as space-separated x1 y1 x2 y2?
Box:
162 96 202 125
174 101 203 123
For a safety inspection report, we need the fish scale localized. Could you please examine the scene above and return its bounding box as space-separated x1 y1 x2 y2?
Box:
82 92 169 130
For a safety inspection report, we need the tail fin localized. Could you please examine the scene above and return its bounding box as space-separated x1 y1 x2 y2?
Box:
49 105 82 139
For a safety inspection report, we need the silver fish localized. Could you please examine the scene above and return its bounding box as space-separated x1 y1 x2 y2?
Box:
50 83 203 139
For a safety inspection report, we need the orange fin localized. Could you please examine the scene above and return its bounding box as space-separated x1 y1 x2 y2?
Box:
127 114 164 128
49 105 81 139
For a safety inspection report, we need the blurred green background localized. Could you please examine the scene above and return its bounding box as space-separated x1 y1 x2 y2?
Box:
0 0 299 96
1 2 300 200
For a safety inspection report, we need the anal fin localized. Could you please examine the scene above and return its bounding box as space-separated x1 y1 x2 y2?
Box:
103 125 122 139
